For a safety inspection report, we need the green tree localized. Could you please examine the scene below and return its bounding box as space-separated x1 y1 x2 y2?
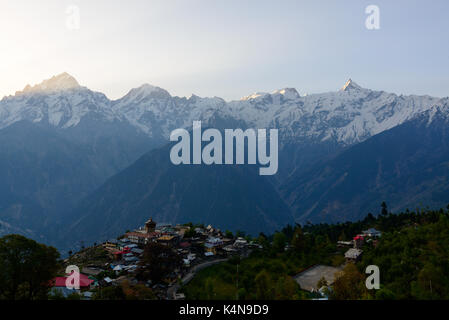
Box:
225 230 233 239
317 276 328 289
332 264 368 300
375 287 396 300
237 288 247 300
131 284 156 300
254 270 273 299
0 234 60 300
272 232 287 253
235 230 246 238
411 263 447 299
331 255 345 267
122 280 156 300
138 242 182 283
184 227 196 238
291 226 306 253
381 202 388 216
274 276 298 300
257 233 270 249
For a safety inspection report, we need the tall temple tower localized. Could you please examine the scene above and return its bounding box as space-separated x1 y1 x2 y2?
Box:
144 218 156 234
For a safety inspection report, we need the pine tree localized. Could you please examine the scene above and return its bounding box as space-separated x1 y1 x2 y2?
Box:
381 202 388 216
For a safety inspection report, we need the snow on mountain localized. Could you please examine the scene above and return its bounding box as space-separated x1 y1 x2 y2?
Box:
0 73 122 129
0 74 446 147
226 79 444 145
413 97 449 126
273 88 301 100
240 92 269 101
16 72 81 95
223 81 443 146
340 78 361 92
112 87 226 138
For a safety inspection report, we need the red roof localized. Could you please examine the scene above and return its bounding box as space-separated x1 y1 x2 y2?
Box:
353 235 364 241
114 247 131 255
179 242 191 248
51 272 94 288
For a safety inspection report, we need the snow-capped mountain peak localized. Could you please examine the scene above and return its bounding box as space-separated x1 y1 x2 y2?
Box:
0 73 120 130
16 72 80 95
240 92 269 101
1 74 446 148
273 88 300 100
119 84 172 103
340 78 362 91
240 88 300 101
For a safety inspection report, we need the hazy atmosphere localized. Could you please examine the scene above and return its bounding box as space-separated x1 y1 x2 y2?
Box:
1 0 448 100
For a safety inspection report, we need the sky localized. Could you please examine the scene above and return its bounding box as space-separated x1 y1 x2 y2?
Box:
0 0 448 101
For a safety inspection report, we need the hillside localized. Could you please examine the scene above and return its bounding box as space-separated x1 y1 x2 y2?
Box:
63 143 294 247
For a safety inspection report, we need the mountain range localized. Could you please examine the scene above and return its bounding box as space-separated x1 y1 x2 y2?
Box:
282 102 449 223
0 73 447 250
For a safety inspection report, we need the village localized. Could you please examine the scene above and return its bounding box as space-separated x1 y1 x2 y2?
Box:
50 218 259 300
48 215 383 300
294 227 382 298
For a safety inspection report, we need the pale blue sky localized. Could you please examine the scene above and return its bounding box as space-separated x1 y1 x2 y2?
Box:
1 0 448 100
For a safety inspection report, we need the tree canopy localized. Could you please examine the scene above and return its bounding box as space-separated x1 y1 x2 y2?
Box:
0 234 60 300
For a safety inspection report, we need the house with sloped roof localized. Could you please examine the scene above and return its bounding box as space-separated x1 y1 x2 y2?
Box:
157 234 179 246
50 272 94 297
344 248 363 262
362 228 382 238
125 231 158 245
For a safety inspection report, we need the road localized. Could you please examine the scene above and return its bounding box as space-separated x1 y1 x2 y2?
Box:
167 258 228 299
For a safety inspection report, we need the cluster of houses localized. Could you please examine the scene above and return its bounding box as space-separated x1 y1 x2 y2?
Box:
51 218 254 299
296 227 383 299
339 228 382 263
50 219 383 300
115 218 255 263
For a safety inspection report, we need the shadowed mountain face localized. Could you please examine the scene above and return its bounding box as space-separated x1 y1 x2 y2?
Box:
63 143 294 247
0 120 155 241
0 121 86 239
281 105 449 224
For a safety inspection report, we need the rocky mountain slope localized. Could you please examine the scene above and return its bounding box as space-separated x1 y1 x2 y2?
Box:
282 101 449 223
